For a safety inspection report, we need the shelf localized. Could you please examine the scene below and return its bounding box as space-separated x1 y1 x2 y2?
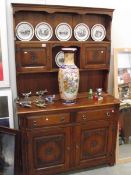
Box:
14 3 112 101
16 68 110 75
15 40 111 45
17 93 119 115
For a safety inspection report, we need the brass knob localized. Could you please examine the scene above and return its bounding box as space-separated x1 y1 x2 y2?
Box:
112 109 115 113
33 120 37 126
82 115 87 120
76 144 79 149
60 117 65 122
66 146 70 151
45 117 49 121
106 112 110 117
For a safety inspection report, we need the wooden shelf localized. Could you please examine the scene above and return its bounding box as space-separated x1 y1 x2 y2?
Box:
15 40 111 45
17 93 119 115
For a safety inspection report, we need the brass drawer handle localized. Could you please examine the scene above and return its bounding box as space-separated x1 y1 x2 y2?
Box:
33 120 37 126
66 146 70 151
60 117 65 122
76 144 79 149
45 117 49 121
82 115 87 120
106 112 110 117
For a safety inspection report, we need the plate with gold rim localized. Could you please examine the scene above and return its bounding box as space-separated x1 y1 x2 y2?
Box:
55 51 64 67
55 23 72 41
91 24 106 41
74 23 90 41
15 22 34 41
35 22 53 41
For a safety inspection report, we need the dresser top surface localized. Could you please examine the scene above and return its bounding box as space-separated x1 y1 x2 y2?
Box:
16 93 120 116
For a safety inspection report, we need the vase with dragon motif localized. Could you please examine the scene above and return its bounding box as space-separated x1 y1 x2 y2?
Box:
58 48 79 104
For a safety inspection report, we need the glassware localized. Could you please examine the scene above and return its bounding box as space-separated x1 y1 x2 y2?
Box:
96 88 103 101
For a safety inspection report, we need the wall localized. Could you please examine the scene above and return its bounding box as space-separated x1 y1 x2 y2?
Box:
109 1 131 94
4 0 131 127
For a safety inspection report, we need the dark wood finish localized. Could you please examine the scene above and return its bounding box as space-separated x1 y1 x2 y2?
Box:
75 122 112 166
16 42 51 72
82 43 110 69
13 4 113 97
26 127 70 175
18 95 119 175
26 113 70 128
12 3 119 175
76 108 114 122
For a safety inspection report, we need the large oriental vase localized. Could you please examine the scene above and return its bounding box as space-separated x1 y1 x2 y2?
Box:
58 48 79 104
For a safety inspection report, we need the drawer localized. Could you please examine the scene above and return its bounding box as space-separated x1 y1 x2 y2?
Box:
76 108 115 122
26 113 70 128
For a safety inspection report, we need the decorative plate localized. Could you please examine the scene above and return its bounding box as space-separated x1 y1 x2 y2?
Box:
91 24 106 41
55 51 64 67
35 22 53 41
15 22 34 41
55 23 72 41
74 23 90 41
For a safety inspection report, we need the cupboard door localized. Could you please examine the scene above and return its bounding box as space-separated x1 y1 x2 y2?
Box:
26 127 70 175
16 43 51 72
74 120 113 168
81 43 110 69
